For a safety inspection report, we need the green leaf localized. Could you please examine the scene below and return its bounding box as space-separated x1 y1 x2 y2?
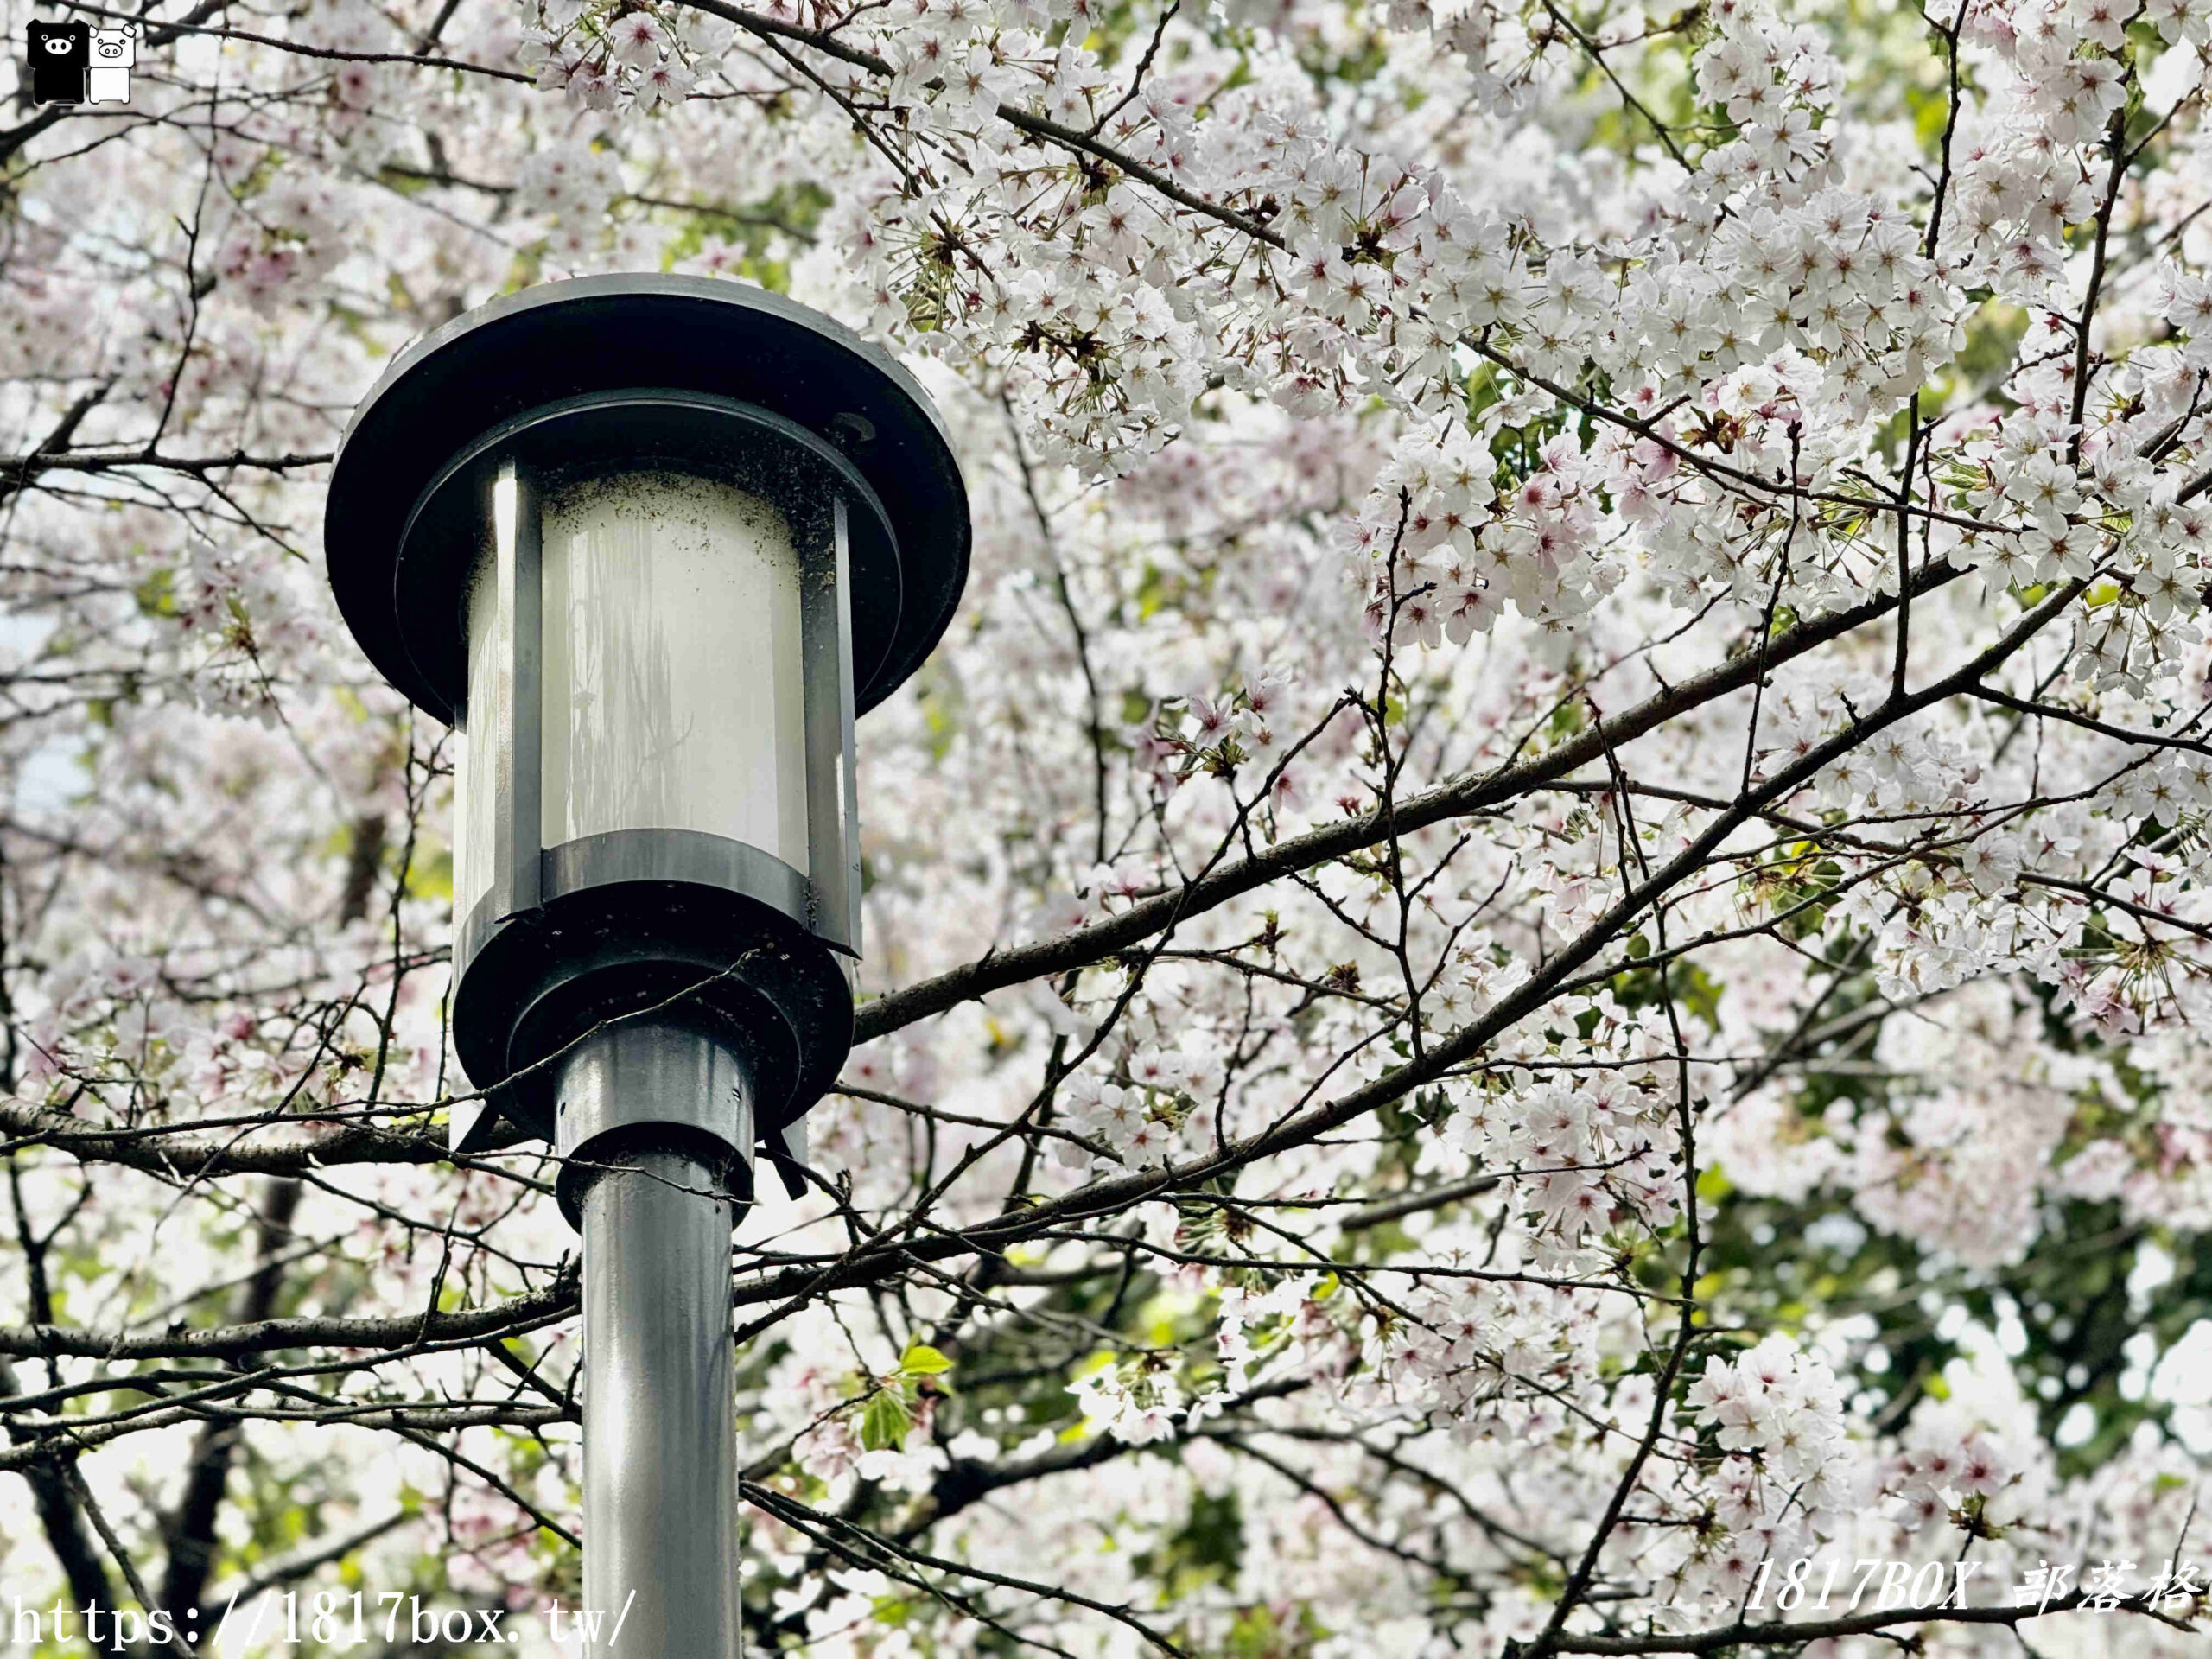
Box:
899 1344 954 1377
860 1390 912 1452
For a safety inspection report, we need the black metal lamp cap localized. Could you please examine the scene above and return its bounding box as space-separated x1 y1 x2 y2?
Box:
325 275 970 721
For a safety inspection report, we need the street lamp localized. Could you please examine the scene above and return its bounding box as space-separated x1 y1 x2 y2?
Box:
324 276 969 1655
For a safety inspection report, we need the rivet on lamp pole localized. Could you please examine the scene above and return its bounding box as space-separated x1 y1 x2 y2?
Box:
323 276 970 1656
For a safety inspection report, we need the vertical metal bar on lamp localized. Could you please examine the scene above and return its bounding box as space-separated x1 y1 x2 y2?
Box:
801 494 861 955
446 461 545 1160
563 1024 753 1659
832 495 862 958
492 458 543 920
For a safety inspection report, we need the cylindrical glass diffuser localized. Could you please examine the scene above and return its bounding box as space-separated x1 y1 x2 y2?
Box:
453 467 813 925
545 471 809 868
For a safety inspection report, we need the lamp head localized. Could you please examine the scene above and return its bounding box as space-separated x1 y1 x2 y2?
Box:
324 277 969 1203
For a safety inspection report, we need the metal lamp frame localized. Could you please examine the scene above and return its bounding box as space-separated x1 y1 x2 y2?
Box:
323 276 970 1205
416 391 875 1204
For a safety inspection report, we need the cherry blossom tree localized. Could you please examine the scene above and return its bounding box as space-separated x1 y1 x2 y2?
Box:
3 0 2212 1651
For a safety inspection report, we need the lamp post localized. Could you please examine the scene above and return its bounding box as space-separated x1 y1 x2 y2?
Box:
324 276 969 1655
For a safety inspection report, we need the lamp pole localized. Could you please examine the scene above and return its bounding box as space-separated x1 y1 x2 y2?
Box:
322 277 970 1655
563 1025 750 1654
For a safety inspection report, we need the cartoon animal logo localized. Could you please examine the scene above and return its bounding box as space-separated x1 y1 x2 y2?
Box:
86 21 134 103
27 18 89 105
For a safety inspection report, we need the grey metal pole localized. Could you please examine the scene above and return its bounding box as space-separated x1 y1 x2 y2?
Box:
558 1024 753 1658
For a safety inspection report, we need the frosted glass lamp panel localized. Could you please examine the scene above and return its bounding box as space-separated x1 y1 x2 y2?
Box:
542 471 809 873
454 523 511 921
